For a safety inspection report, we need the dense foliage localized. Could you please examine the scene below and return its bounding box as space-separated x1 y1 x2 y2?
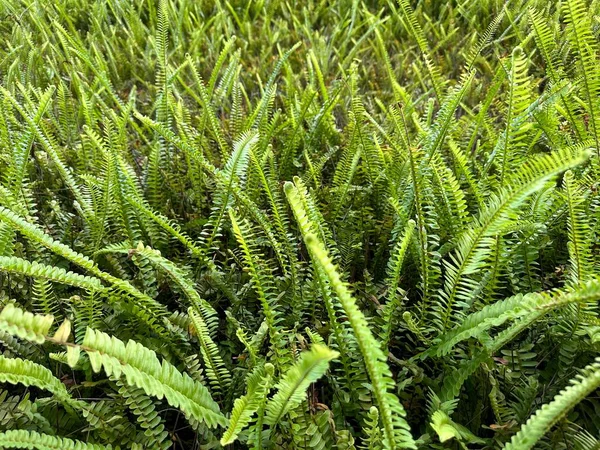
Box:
0 0 599 448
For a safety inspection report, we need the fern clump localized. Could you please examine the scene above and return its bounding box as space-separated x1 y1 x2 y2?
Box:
0 0 599 448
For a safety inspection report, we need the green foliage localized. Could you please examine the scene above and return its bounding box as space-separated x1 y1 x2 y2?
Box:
504 358 600 450
220 363 274 445
80 327 227 429
0 355 76 407
0 430 111 449
264 344 337 427
0 0 600 448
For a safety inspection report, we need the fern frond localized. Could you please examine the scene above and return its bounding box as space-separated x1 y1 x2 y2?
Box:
221 363 274 445
264 344 337 426
436 146 590 332
0 355 76 406
124 195 204 259
381 219 415 348
286 177 416 449
301 230 416 449
229 210 287 370
503 358 600 450
0 304 54 344
80 328 227 428
118 383 171 450
564 0 600 155
0 430 110 450
425 278 600 359
495 47 533 185
188 307 232 395
0 256 102 291
200 131 258 257
396 0 444 102
563 170 593 285
184 53 228 159
359 406 383 450
0 206 170 337
284 177 369 411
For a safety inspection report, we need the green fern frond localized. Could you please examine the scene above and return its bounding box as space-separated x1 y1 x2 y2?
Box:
563 170 593 285
283 178 416 449
564 0 600 155
381 219 415 348
221 363 274 445
189 307 232 395
0 206 170 337
0 430 110 450
229 209 288 370
436 146 590 332
0 355 76 407
200 131 258 257
425 278 600 359
396 0 444 102
0 256 102 291
118 383 171 450
285 177 370 410
301 230 416 449
0 304 54 344
503 358 600 450
32 279 61 320
264 344 337 426
80 328 227 429
495 47 533 185
359 406 383 450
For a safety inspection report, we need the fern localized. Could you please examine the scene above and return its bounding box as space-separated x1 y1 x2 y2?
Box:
199 131 258 258
221 363 274 445
0 430 110 450
0 356 77 407
117 383 171 450
264 344 337 426
436 147 589 332
80 328 227 429
425 278 600 359
0 304 54 345
504 358 600 450
563 170 594 285
0 256 102 291
286 178 416 449
1 1 600 447
564 0 600 156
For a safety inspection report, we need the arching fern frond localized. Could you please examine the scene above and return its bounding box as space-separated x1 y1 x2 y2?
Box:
199 131 258 257
0 206 170 337
424 278 600 359
0 256 102 291
0 355 76 407
563 170 593 285
79 328 227 429
503 358 600 450
188 307 232 396
435 146 590 332
0 430 111 450
286 177 416 449
0 303 54 344
264 344 337 427
563 0 600 155
395 0 444 102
